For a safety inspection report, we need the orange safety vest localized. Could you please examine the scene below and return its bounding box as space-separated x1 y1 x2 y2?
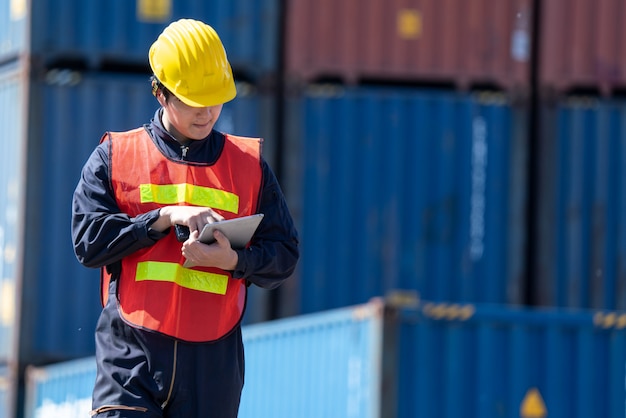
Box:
101 127 262 342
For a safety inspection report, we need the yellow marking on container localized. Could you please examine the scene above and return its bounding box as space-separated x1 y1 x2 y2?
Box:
458 305 475 320
397 9 422 39
520 388 547 418
423 303 475 321
137 0 172 23
594 312 626 329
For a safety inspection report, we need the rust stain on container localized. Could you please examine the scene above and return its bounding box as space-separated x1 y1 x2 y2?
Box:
285 0 533 92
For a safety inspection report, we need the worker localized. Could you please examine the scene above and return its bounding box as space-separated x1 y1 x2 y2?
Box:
71 18 299 418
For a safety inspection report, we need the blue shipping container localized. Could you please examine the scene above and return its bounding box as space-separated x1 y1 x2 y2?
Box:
0 0 278 81
535 97 626 310
394 300 626 418
283 87 528 314
10 69 273 366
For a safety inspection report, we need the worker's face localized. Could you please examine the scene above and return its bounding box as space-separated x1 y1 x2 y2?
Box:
158 91 223 144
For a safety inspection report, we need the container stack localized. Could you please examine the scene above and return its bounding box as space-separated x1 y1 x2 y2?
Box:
273 0 626 416
280 0 626 316
533 0 626 311
2 0 626 417
280 0 535 314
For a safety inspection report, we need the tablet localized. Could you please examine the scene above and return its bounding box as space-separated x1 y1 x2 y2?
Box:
197 213 264 248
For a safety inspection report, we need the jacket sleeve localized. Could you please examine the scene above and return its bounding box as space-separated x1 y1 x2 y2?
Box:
71 141 167 270
232 159 299 289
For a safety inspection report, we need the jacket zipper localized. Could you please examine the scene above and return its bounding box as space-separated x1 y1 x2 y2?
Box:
181 146 189 159
91 405 149 415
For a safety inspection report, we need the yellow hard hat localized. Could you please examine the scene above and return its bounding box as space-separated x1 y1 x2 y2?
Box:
149 19 237 107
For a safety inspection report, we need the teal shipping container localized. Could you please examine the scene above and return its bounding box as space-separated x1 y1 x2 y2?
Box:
22 298 626 418
24 357 95 418
534 97 626 310
0 0 279 82
282 86 529 315
239 302 383 418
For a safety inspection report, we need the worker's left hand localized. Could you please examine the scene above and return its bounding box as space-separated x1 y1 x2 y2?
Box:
181 229 238 270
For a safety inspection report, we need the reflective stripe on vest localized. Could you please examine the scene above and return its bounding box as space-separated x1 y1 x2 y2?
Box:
136 261 228 295
139 183 239 213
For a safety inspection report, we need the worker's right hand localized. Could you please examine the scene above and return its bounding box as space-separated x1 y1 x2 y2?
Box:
152 206 225 234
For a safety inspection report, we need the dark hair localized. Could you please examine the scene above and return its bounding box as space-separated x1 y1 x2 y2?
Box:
150 75 172 101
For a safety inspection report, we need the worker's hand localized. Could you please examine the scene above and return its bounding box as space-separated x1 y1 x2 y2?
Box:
152 206 225 234
181 230 238 270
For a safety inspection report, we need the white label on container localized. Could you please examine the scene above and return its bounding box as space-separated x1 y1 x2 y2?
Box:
469 116 487 261
511 29 530 62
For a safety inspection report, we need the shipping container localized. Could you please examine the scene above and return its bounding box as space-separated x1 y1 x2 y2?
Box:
0 67 275 369
239 301 384 418
539 0 626 96
23 357 95 418
21 298 626 418
391 297 626 418
0 60 27 418
282 86 528 316
285 0 533 92
0 63 27 366
0 0 279 82
534 97 626 310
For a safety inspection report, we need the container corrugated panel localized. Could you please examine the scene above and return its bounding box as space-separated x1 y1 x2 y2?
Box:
0 62 27 364
239 301 383 418
18 71 156 365
285 0 533 91
0 0 27 63
16 71 275 365
534 97 626 310
24 356 95 418
539 0 626 96
19 0 279 82
395 301 626 418
0 363 16 418
283 87 528 315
